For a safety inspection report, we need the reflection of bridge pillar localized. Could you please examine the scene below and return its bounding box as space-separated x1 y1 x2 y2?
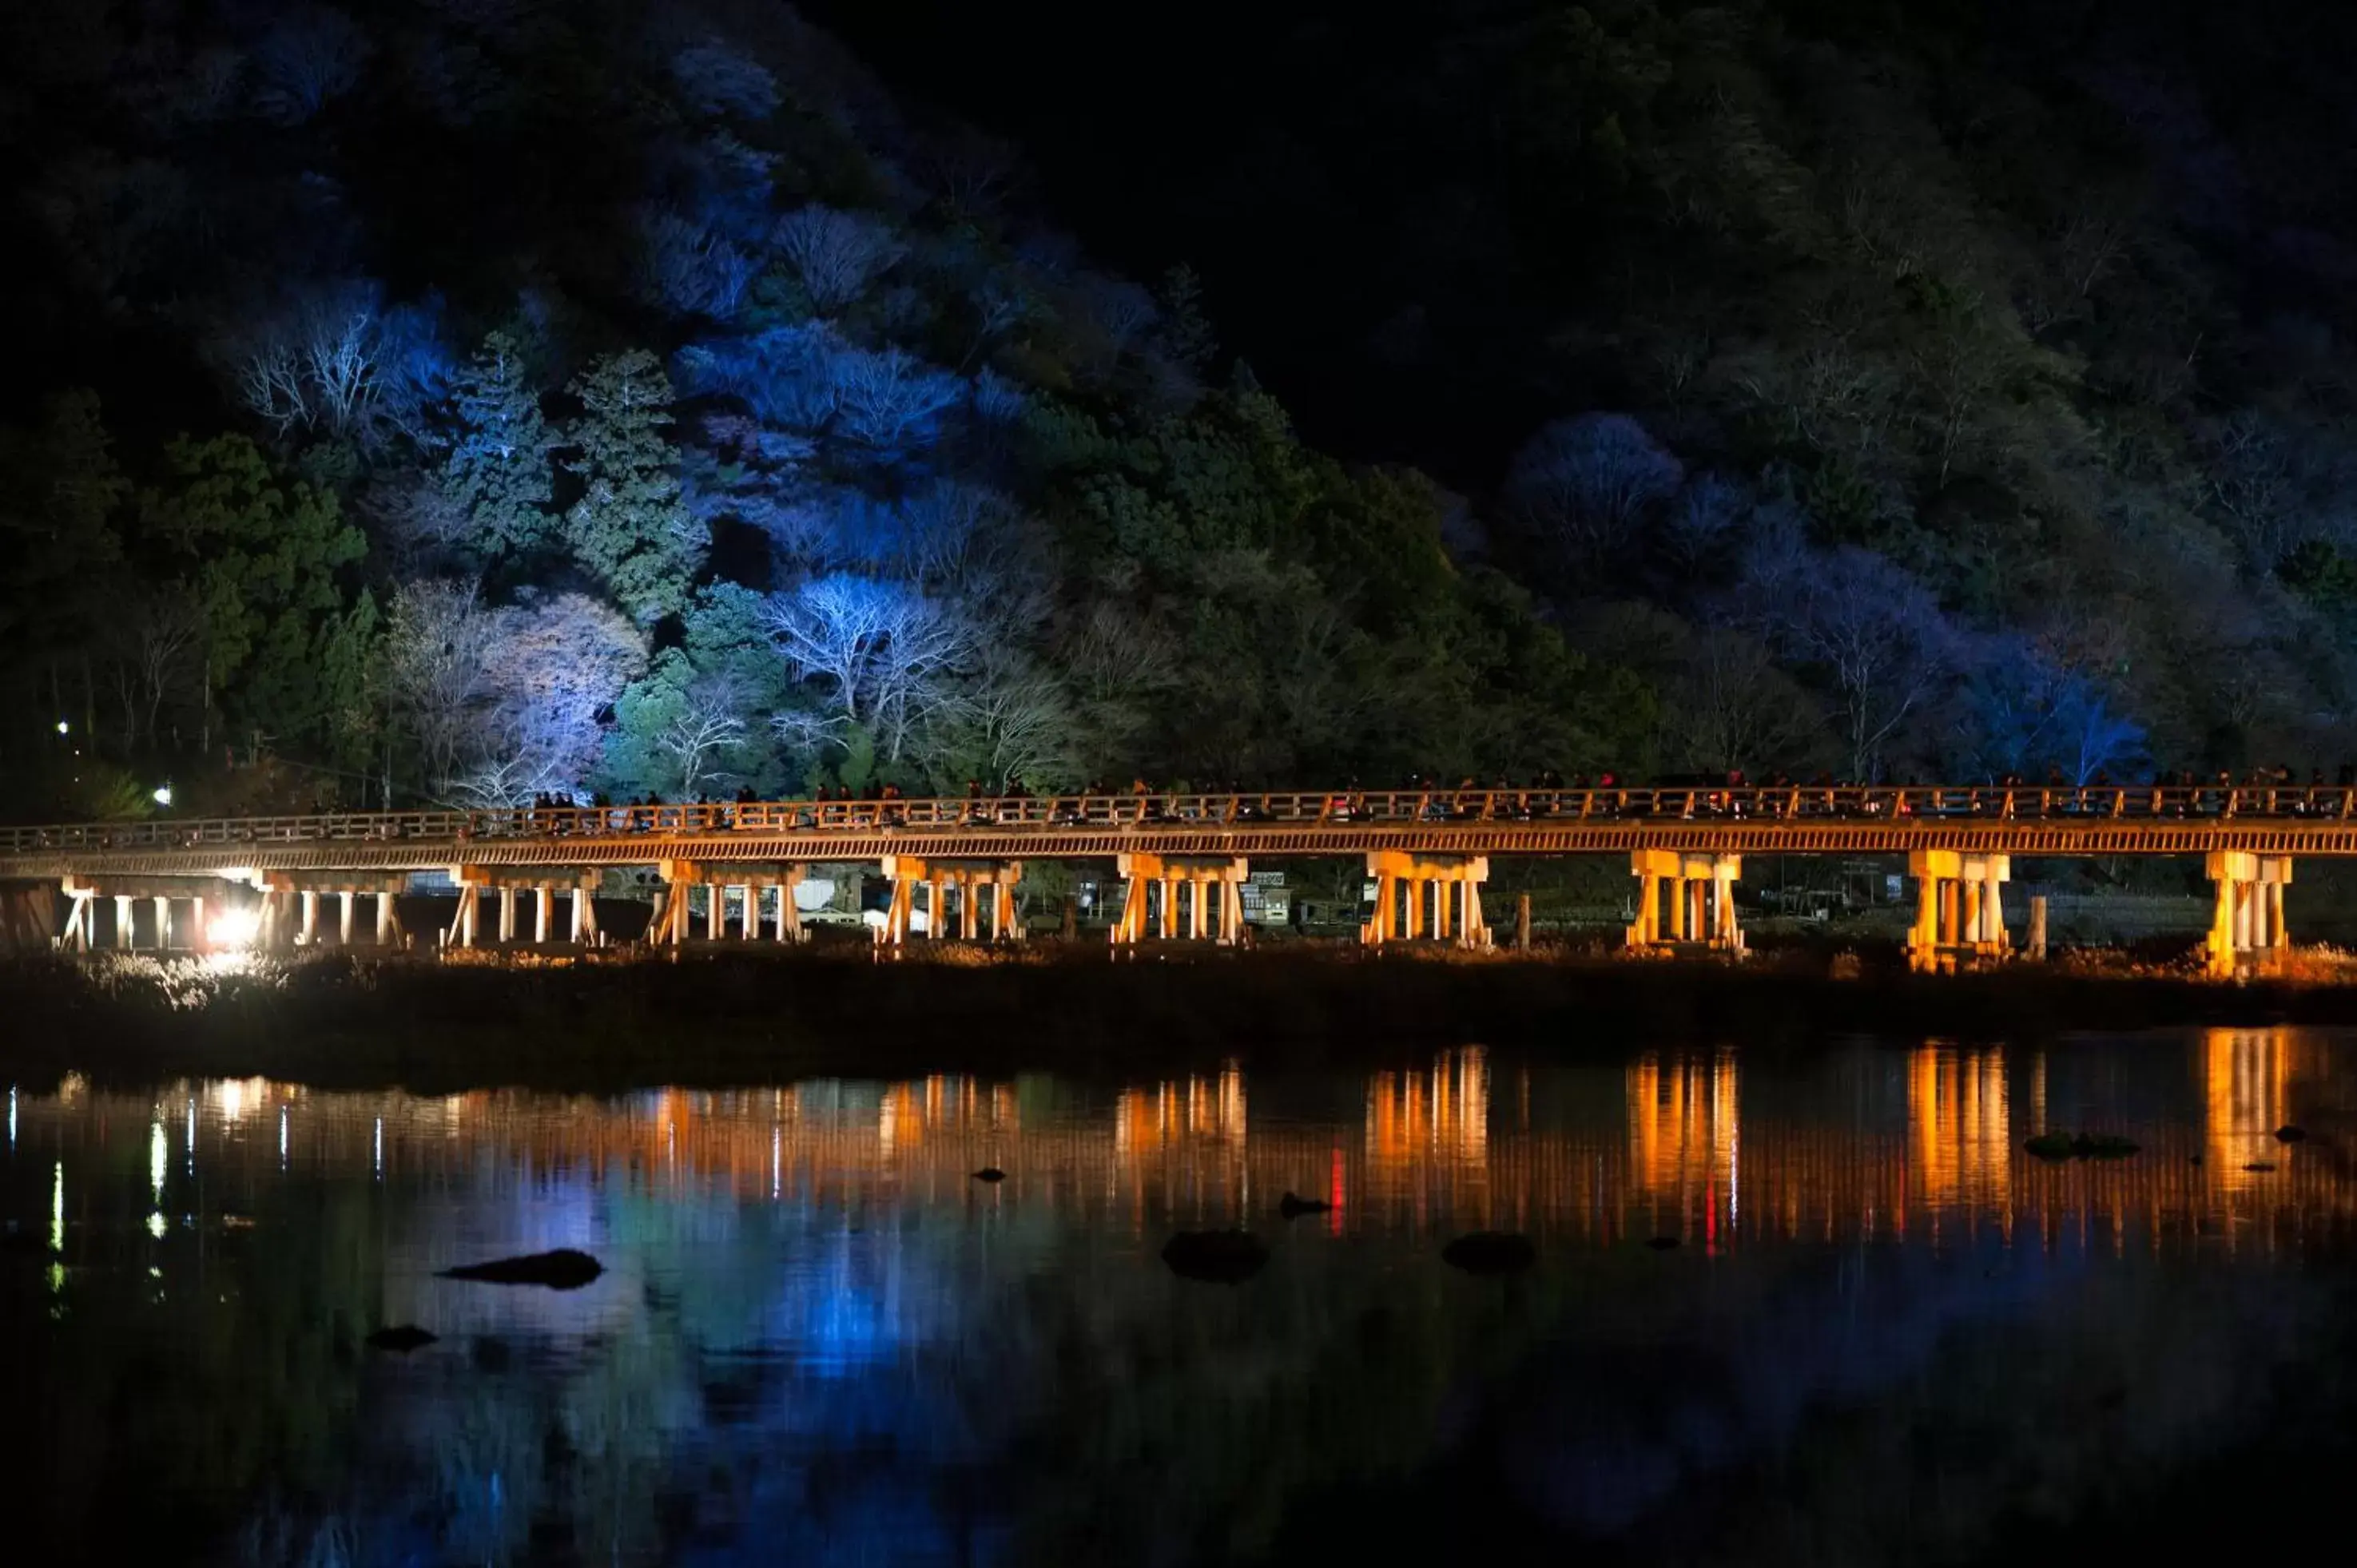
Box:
1116 854 1248 946
1907 851 2009 972
1361 852 1489 948
1626 851 1743 955
2205 851 2292 978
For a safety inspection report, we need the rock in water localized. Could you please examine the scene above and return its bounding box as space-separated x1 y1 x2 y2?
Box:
439 1248 603 1290
367 1324 437 1352
1162 1229 1269 1284
2070 1133 2141 1159
2244 1162 2278 1173
1442 1232 1536 1274
2025 1133 2075 1161
1278 1192 1333 1218
1645 1236 1682 1252
972 1168 1007 1182
2275 1125 2308 1143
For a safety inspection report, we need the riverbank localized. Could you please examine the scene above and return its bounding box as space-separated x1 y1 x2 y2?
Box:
5 941 2356 1093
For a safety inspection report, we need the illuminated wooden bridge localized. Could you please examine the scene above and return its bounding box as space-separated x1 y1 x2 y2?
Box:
3 783 2351 974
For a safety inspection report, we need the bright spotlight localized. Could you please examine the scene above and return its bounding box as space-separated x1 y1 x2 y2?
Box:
151 784 173 808
208 907 260 951
54 720 69 736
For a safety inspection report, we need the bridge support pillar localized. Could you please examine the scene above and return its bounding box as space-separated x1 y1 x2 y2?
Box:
1115 854 1248 947
1626 851 1743 955
1907 851 2009 972
880 857 1023 946
59 885 93 952
1362 852 1490 950
376 891 399 947
299 891 320 947
336 891 354 947
113 894 133 949
2205 851 2292 978
769 873 805 943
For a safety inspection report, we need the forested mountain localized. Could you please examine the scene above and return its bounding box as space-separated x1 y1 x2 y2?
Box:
0 0 2350 816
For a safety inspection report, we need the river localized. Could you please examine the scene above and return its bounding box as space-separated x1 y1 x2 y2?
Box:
4 1030 2354 1565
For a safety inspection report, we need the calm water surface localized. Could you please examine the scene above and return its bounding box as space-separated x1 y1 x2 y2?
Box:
5 1030 2355 1566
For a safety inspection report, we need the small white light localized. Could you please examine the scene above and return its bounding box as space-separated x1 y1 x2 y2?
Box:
151 784 173 808
54 720 69 736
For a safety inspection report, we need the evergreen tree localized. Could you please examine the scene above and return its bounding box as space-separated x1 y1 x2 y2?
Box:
443 331 554 567
140 435 368 756
562 350 704 624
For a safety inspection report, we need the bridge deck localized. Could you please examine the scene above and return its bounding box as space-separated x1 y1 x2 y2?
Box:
4 785 2355 879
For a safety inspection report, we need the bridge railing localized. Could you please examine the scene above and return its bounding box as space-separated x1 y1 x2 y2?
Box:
5 784 2355 855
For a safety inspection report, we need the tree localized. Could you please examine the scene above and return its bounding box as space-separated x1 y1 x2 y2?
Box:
380 580 497 794
655 672 749 797
141 435 367 755
1742 539 1955 780
443 332 554 565
772 206 903 315
762 574 976 761
825 344 964 452
563 351 704 623
102 590 205 753
1958 637 2146 784
934 650 1075 788
1663 623 1823 776
251 6 372 125
1504 413 1683 576
606 651 750 797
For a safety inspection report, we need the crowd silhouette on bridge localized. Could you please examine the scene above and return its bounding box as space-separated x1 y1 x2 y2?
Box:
31 764 2357 854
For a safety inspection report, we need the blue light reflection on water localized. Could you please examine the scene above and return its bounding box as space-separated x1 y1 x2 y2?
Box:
2 1032 2355 1566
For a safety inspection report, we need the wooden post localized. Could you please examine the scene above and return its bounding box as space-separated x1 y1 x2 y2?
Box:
1063 893 1078 940
2028 895 2048 960
1516 891 1532 952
